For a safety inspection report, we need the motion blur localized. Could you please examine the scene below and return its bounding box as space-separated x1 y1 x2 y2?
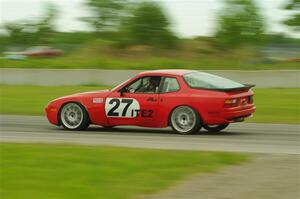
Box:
0 1 299 199
0 0 299 69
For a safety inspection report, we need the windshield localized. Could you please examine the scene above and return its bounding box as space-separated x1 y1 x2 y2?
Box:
183 72 245 90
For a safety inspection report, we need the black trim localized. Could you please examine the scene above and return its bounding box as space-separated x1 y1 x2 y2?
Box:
157 77 166 94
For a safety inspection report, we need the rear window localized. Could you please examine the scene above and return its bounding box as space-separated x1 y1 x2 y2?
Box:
183 72 245 90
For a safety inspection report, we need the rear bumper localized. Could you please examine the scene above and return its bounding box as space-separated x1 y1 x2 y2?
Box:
223 106 256 122
204 105 256 125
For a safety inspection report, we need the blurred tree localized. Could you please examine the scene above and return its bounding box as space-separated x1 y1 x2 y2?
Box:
83 0 127 33
35 3 59 43
215 0 265 48
2 2 58 45
283 0 300 31
2 22 39 45
122 1 177 48
2 23 26 44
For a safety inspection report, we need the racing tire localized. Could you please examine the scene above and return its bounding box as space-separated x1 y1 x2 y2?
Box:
59 102 90 130
203 124 229 133
170 106 202 135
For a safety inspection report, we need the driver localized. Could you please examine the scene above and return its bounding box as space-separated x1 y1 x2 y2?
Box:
142 77 161 93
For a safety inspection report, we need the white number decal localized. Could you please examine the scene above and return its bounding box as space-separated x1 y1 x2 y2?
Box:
105 98 140 117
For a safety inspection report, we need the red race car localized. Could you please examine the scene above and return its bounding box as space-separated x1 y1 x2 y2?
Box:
24 46 62 57
45 70 256 134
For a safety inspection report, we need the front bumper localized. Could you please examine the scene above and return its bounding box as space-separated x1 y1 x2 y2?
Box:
45 105 59 125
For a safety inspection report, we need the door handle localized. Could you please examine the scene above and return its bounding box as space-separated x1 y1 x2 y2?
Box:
147 97 157 102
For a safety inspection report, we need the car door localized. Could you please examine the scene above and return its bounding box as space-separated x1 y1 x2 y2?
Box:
106 76 161 127
157 76 182 127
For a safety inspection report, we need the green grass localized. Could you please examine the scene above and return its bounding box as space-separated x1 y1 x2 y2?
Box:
0 85 299 124
247 88 300 124
1 39 299 70
0 143 250 199
0 85 109 115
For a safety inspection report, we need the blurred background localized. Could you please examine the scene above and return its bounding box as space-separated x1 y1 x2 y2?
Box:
0 0 299 69
0 1 300 199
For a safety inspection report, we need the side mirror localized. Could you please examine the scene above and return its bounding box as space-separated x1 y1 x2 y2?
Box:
120 87 125 97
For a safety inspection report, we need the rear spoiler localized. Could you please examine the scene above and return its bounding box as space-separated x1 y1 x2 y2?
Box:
213 84 255 92
190 84 255 92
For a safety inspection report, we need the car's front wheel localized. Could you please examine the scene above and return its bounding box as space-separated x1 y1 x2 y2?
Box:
170 106 202 135
59 102 89 130
203 124 229 133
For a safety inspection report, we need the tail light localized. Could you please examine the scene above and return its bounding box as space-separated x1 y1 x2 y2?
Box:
224 99 238 108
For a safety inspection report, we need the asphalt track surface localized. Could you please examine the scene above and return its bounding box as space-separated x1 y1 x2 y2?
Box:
0 115 299 154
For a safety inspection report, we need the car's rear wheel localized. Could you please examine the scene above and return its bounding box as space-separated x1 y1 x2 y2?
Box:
170 106 202 135
60 102 89 130
203 124 229 133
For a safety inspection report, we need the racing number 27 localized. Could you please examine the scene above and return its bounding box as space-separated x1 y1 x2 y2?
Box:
107 99 133 117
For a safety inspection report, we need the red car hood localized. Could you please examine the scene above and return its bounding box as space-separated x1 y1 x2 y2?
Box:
75 89 111 96
55 89 111 101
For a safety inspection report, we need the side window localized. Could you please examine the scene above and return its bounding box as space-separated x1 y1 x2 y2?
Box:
125 78 143 93
161 77 180 93
124 76 161 94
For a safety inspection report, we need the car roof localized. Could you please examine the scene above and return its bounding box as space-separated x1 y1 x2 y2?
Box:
138 69 196 77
